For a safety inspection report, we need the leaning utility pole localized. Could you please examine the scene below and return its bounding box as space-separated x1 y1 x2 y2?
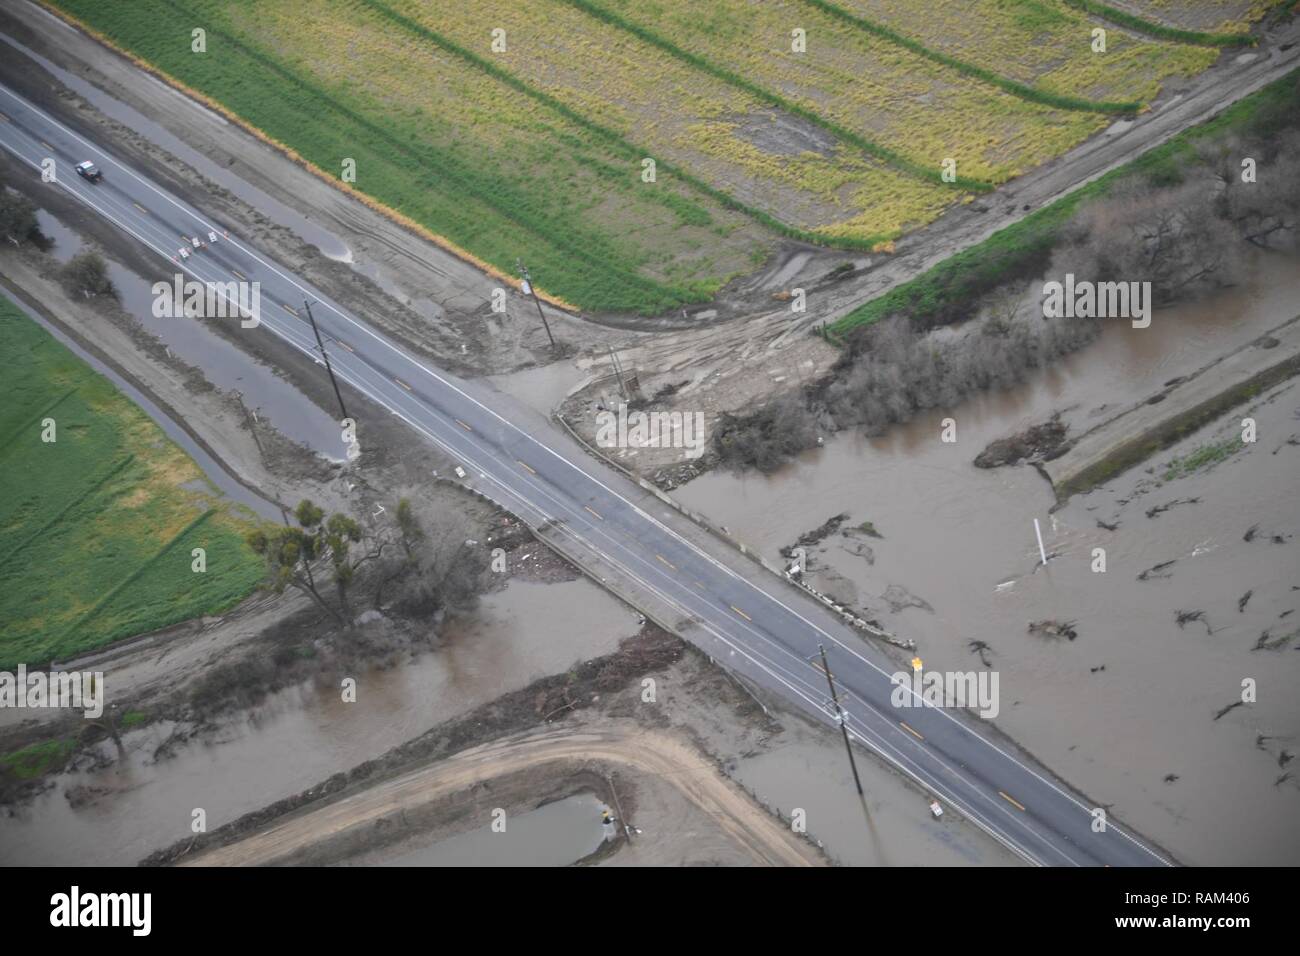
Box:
818 644 864 796
517 260 556 349
607 346 627 399
303 298 349 422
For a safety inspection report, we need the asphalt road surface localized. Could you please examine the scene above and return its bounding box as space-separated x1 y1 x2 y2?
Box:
1 82 1173 866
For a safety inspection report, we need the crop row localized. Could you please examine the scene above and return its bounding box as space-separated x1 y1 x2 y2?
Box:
833 0 1217 105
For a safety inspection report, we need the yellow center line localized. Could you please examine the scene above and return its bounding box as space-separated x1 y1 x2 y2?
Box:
899 721 924 741
518 460 537 475
655 554 676 571
730 605 752 622
454 419 472 432
395 377 412 391
281 303 298 317
584 505 602 520
998 790 1026 812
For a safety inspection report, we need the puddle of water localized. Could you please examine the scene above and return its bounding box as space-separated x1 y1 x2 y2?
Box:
34 208 82 261
370 792 608 867
488 360 585 417
0 32 351 262
0 577 639 865
676 252 1300 865
97 256 346 459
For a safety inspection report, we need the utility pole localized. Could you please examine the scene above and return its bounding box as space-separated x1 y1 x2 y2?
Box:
607 345 627 399
1034 517 1048 567
303 298 349 422
517 260 556 349
818 644 864 797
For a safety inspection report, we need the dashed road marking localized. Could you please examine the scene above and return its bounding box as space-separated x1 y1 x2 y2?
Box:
518 460 536 475
730 605 752 622
584 505 602 520
231 268 247 281
132 202 148 214
899 721 925 741
395 377 412 391
454 419 472 431
998 791 1026 812
281 303 298 317
655 554 676 571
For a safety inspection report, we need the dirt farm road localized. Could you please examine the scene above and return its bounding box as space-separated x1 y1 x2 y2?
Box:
181 726 823 867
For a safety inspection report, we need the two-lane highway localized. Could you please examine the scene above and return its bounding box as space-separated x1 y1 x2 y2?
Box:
0 82 1172 866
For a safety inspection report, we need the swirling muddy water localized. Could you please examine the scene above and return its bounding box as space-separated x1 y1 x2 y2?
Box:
0 579 641 865
676 252 1300 864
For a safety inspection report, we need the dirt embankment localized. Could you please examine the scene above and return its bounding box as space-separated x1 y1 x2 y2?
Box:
1044 315 1300 500
142 626 822 868
179 725 822 867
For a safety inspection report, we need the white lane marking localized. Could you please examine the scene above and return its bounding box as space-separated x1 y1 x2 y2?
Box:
0 87 1135 865
0 122 1064 866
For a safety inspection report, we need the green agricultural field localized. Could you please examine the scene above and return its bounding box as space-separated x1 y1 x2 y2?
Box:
48 0 1259 314
0 296 264 668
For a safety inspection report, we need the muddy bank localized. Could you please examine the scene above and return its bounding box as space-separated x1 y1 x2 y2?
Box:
181 725 823 868
1044 315 1300 499
975 417 1069 470
0 570 643 864
149 624 1018 868
139 626 685 865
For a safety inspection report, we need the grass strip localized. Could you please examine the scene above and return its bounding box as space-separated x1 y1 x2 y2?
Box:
1059 0 1256 47
803 0 1140 113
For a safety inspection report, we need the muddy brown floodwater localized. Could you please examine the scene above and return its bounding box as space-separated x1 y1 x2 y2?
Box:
676 252 1300 865
364 792 609 867
0 577 640 866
